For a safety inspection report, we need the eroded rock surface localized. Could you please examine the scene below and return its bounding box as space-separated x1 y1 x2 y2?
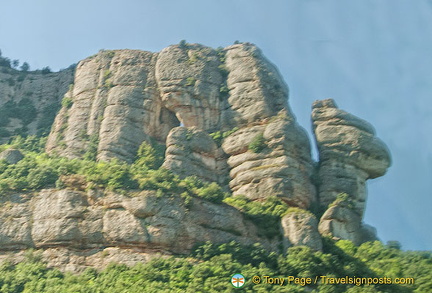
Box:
312 99 390 244
222 115 316 208
163 127 228 183
0 188 275 272
281 209 322 251
0 43 393 270
45 43 316 208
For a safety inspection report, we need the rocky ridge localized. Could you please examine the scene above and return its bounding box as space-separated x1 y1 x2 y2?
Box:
0 42 391 271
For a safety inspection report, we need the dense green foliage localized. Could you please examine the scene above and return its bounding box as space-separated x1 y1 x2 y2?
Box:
0 137 227 204
0 136 430 292
224 195 288 238
0 240 429 292
248 133 266 153
209 127 238 146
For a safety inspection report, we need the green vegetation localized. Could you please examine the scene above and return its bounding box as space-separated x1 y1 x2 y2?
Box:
61 97 73 109
248 133 267 153
0 51 12 68
219 84 229 99
133 140 165 170
83 134 99 161
188 51 199 64
0 98 37 127
20 62 30 72
101 69 114 89
0 128 11 138
185 77 196 86
215 47 230 100
209 127 238 146
0 239 429 292
0 136 227 204
41 66 51 74
224 195 288 238
330 192 354 209
179 39 188 49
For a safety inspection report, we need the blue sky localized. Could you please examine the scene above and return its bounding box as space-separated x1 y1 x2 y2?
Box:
1 0 431 251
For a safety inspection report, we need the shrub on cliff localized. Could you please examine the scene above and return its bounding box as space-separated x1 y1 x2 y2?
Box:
248 133 266 153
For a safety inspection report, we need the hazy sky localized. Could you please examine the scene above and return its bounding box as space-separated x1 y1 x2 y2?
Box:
1 0 431 251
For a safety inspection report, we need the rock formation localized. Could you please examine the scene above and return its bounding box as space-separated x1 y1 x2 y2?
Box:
163 127 227 184
0 188 275 272
0 148 23 164
0 42 392 270
44 43 316 210
312 99 391 244
281 208 322 251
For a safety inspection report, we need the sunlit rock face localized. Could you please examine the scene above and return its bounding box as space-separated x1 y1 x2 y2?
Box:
0 42 389 264
45 43 317 209
312 99 391 244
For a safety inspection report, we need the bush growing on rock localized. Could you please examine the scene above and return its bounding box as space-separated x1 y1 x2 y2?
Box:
248 133 266 153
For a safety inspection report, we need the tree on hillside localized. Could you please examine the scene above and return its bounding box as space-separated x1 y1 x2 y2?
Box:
20 62 30 72
41 66 51 74
12 59 19 68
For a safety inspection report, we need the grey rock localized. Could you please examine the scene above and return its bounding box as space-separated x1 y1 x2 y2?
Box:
0 149 24 164
163 126 225 183
281 209 322 251
312 99 391 213
0 188 276 270
222 116 316 208
318 200 376 245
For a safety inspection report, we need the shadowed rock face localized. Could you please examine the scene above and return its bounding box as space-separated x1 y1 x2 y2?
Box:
281 209 322 251
0 66 74 141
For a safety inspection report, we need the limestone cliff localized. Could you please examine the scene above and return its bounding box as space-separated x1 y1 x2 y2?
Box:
0 43 392 271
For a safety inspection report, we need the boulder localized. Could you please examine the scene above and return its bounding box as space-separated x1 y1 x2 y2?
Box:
0 149 24 164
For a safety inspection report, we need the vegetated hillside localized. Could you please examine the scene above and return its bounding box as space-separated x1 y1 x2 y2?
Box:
0 52 74 141
0 43 424 292
0 237 431 292
0 136 430 292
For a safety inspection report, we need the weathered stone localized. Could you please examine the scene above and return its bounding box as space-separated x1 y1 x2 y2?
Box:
312 99 391 213
312 99 391 243
0 188 275 270
318 200 376 245
281 209 322 251
31 189 85 247
222 116 316 208
0 149 24 164
312 99 391 179
163 126 226 183
0 44 394 272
